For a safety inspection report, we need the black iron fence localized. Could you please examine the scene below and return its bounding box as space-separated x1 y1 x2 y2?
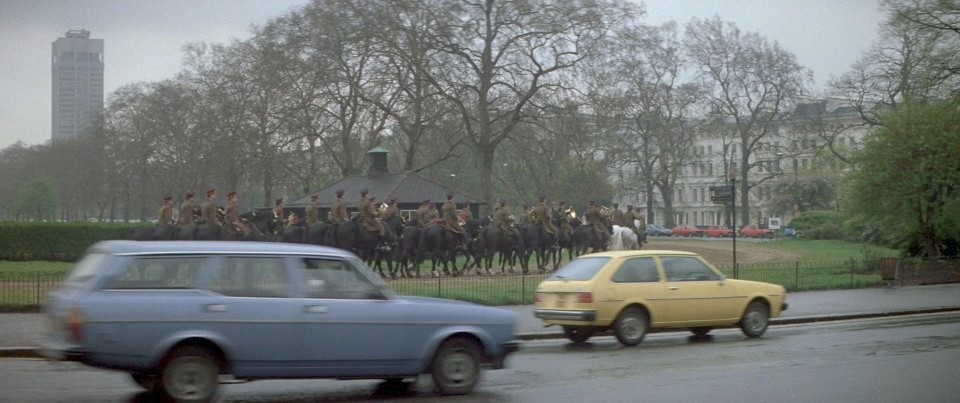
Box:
3 257 956 311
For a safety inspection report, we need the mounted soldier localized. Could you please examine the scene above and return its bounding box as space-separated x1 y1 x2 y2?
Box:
493 200 518 238
623 204 638 236
223 191 247 240
532 196 558 244
330 190 348 225
440 193 466 248
201 188 220 226
177 192 196 227
359 192 386 236
271 198 286 234
416 199 435 229
305 194 320 226
519 203 533 225
158 196 174 225
584 200 609 247
611 202 625 227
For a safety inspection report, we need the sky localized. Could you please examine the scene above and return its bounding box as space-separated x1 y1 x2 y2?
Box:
0 0 885 149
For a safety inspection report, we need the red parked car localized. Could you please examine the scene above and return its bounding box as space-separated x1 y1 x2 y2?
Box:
671 224 704 237
704 225 733 237
740 224 775 238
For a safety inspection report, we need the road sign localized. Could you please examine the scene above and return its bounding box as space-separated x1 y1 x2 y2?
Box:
710 186 733 203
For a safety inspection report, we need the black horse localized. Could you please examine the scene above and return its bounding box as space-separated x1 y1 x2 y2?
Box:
306 222 330 245
399 219 422 277
460 220 485 274
573 222 608 256
518 223 555 274
479 223 518 275
417 222 462 276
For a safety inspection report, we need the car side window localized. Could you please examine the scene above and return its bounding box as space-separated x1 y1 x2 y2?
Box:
298 258 383 299
611 258 659 283
661 257 721 282
102 256 205 289
207 256 291 298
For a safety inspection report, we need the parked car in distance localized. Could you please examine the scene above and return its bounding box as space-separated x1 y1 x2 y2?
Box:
671 224 704 237
645 224 673 237
704 225 733 238
41 241 519 401
740 224 775 238
533 250 788 346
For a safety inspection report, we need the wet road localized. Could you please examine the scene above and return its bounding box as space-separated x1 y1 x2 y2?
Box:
2 313 958 402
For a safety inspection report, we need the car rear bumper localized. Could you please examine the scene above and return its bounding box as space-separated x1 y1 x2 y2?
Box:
534 309 596 322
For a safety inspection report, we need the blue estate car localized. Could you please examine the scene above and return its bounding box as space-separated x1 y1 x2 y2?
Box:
41 241 519 401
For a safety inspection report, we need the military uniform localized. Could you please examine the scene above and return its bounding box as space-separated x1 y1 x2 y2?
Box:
158 197 174 225
611 204 625 227
224 192 245 238
493 203 518 236
519 205 533 225
201 189 220 226
379 199 399 222
330 192 348 224
177 193 195 226
359 194 385 235
585 203 606 237
416 201 434 229
532 200 557 235
306 196 319 225
441 197 464 234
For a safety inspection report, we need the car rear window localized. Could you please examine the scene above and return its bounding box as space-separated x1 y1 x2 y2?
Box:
547 257 610 281
64 252 109 288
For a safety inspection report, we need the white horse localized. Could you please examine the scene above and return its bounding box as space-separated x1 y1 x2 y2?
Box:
609 225 640 251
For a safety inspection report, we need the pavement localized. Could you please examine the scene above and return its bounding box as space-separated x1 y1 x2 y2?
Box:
2 283 959 358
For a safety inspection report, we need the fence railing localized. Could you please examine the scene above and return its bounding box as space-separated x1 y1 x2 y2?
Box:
2 258 919 312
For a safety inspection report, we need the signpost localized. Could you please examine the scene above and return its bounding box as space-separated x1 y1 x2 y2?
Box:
709 185 734 203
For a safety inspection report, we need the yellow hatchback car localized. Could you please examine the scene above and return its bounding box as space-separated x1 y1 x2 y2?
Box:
534 250 788 346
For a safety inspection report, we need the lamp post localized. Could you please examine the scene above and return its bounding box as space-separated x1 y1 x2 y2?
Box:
729 171 737 277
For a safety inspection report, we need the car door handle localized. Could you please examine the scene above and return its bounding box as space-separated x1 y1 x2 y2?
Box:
205 304 227 312
668 286 679 291
304 305 328 314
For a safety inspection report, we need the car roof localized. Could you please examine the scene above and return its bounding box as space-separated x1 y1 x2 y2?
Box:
88 240 354 257
576 250 699 259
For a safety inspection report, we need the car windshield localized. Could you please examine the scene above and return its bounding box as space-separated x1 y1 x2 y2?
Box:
64 252 109 288
548 257 610 281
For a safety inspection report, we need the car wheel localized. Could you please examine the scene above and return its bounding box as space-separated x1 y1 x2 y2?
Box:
129 372 160 391
562 326 595 344
431 337 481 395
160 345 220 403
690 327 712 337
613 307 648 346
740 301 770 338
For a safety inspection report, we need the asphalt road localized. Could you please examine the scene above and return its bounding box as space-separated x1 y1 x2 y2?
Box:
2 313 958 402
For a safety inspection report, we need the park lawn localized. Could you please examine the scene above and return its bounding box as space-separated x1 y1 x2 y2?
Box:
0 260 74 275
759 239 897 261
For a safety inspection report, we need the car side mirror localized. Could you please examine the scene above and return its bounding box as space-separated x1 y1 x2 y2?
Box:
718 275 726 284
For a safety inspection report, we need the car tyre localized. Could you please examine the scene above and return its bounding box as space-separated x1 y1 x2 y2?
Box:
431 337 481 395
160 345 220 403
614 307 648 346
740 301 770 338
562 326 595 344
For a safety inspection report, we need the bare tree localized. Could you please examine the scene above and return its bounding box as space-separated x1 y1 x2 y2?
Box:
685 16 811 225
423 0 635 212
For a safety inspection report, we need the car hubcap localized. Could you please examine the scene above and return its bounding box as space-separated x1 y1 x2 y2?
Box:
167 358 215 399
620 316 644 340
441 350 476 384
746 311 765 332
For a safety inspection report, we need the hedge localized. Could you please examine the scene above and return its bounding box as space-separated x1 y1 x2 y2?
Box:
0 222 148 262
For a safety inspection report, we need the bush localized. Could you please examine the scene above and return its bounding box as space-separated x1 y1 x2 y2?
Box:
815 223 842 240
789 210 845 239
0 222 147 262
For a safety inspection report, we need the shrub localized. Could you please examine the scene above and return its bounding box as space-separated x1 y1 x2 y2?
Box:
815 223 842 240
0 222 147 262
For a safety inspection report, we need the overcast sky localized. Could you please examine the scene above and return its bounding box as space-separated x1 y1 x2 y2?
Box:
0 0 885 149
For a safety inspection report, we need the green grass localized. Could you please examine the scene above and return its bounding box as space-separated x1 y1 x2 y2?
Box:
0 260 74 275
756 239 897 261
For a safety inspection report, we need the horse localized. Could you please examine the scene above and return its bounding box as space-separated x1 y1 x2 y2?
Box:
328 220 358 253
479 222 518 275
609 225 640 251
417 222 462 276
370 216 405 278
276 224 307 243
461 219 485 274
554 217 577 269
518 222 554 274
398 219 422 277
573 222 608 256
306 221 330 246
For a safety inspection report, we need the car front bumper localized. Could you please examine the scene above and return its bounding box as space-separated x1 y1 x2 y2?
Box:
489 340 521 369
39 337 87 363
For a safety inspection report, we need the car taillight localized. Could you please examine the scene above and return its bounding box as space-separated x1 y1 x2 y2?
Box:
67 307 85 343
577 292 593 303
534 292 544 303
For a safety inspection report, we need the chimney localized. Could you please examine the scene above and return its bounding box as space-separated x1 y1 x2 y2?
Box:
367 147 389 178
